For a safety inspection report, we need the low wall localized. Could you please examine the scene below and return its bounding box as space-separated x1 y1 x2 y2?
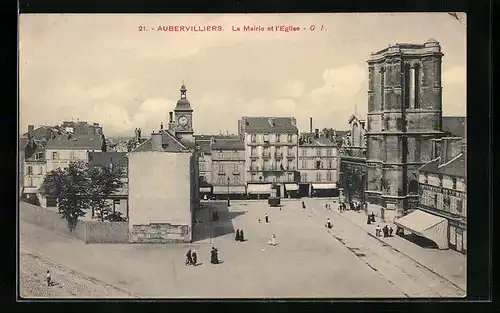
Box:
20 202 129 244
84 221 129 243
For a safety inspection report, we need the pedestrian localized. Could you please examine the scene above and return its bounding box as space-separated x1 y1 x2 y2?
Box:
46 270 51 287
192 249 198 266
235 229 240 241
376 225 381 237
240 230 245 241
265 213 269 223
210 247 219 264
370 212 375 223
325 204 328 211
302 201 306 209
325 218 332 229
383 225 389 237
269 233 277 246
367 215 371 225
389 226 394 237
185 249 193 265
258 218 261 223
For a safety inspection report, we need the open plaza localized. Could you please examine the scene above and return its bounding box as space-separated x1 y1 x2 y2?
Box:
19 198 465 298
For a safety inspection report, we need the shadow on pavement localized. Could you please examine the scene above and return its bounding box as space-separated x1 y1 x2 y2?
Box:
192 201 246 243
400 233 439 249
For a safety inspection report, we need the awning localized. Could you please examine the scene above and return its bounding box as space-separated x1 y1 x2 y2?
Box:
312 183 337 189
213 186 246 195
199 187 212 193
247 184 272 194
285 184 298 191
394 210 449 249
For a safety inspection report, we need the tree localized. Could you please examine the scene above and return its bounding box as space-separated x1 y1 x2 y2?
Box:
41 161 91 231
87 164 124 221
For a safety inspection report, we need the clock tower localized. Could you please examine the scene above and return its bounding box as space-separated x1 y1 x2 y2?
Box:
173 83 194 142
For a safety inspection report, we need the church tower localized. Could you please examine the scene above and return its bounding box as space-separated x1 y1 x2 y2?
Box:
365 39 445 222
173 84 194 142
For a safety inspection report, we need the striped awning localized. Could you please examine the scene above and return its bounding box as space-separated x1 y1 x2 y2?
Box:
213 186 246 195
247 184 272 194
312 183 337 189
285 184 298 191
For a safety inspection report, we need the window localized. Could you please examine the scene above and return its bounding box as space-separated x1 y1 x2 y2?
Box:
452 177 457 189
233 164 239 174
456 198 463 213
263 134 269 142
218 165 224 174
27 166 33 175
301 148 307 156
301 159 307 169
316 160 321 169
251 134 256 143
251 160 257 170
288 173 294 182
199 162 205 171
38 166 43 175
380 67 385 111
263 147 270 156
327 149 332 157
316 172 322 182
404 63 411 109
264 160 270 170
52 152 58 159
113 200 120 213
70 151 76 159
287 134 293 143
275 134 280 143
326 171 332 181
219 176 227 185
252 173 258 181
316 148 321 157
301 172 308 182
251 146 257 156
287 160 293 170
437 193 443 210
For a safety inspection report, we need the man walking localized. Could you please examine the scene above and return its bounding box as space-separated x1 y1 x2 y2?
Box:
191 249 198 266
185 249 193 265
376 225 381 237
265 213 269 223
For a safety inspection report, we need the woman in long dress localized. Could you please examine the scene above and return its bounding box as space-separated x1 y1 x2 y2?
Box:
269 233 276 246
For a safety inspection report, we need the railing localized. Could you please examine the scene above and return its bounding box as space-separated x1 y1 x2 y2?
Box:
262 153 271 158
274 152 283 158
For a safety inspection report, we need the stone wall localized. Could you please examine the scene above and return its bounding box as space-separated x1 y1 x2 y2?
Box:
85 221 129 243
130 223 190 243
20 202 129 244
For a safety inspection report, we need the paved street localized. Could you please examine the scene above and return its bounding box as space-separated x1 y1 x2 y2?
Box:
20 199 465 298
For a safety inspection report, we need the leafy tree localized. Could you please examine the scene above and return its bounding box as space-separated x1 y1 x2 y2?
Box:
87 164 124 221
41 161 90 231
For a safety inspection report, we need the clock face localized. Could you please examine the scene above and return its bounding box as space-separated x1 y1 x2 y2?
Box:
178 115 189 127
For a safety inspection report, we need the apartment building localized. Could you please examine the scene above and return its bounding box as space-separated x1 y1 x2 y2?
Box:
238 116 299 199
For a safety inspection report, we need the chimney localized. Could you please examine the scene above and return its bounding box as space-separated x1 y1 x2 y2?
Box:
160 122 164 131
169 112 173 123
138 128 141 140
290 117 296 127
309 118 313 133
315 128 319 139
151 132 163 151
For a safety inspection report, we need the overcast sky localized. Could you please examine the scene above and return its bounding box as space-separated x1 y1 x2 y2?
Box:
19 13 466 137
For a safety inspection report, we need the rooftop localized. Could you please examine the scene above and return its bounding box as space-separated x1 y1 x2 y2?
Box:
88 152 128 168
46 134 104 150
212 138 245 151
419 153 466 178
241 117 298 133
131 131 191 153
442 116 466 138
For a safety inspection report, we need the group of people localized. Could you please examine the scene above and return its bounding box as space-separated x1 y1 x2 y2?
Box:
324 203 332 211
366 212 376 224
185 247 220 266
235 229 245 241
375 224 394 237
185 249 198 266
338 202 348 211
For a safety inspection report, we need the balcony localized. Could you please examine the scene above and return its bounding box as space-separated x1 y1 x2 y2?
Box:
249 154 259 159
286 154 296 159
274 152 283 159
249 167 260 172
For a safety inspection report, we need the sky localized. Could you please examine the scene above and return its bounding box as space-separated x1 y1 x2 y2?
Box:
19 13 466 137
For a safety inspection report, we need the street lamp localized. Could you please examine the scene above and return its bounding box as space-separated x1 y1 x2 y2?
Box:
227 176 231 207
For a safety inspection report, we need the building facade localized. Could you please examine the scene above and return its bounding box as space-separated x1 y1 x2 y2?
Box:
298 127 339 198
194 135 213 196
128 84 200 243
211 136 246 199
238 117 299 199
418 137 466 254
339 114 368 204
88 151 129 219
365 39 445 223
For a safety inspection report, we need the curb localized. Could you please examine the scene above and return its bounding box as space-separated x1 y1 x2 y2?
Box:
333 211 466 293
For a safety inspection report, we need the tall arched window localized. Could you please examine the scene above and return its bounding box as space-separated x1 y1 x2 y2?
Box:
380 67 386 111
